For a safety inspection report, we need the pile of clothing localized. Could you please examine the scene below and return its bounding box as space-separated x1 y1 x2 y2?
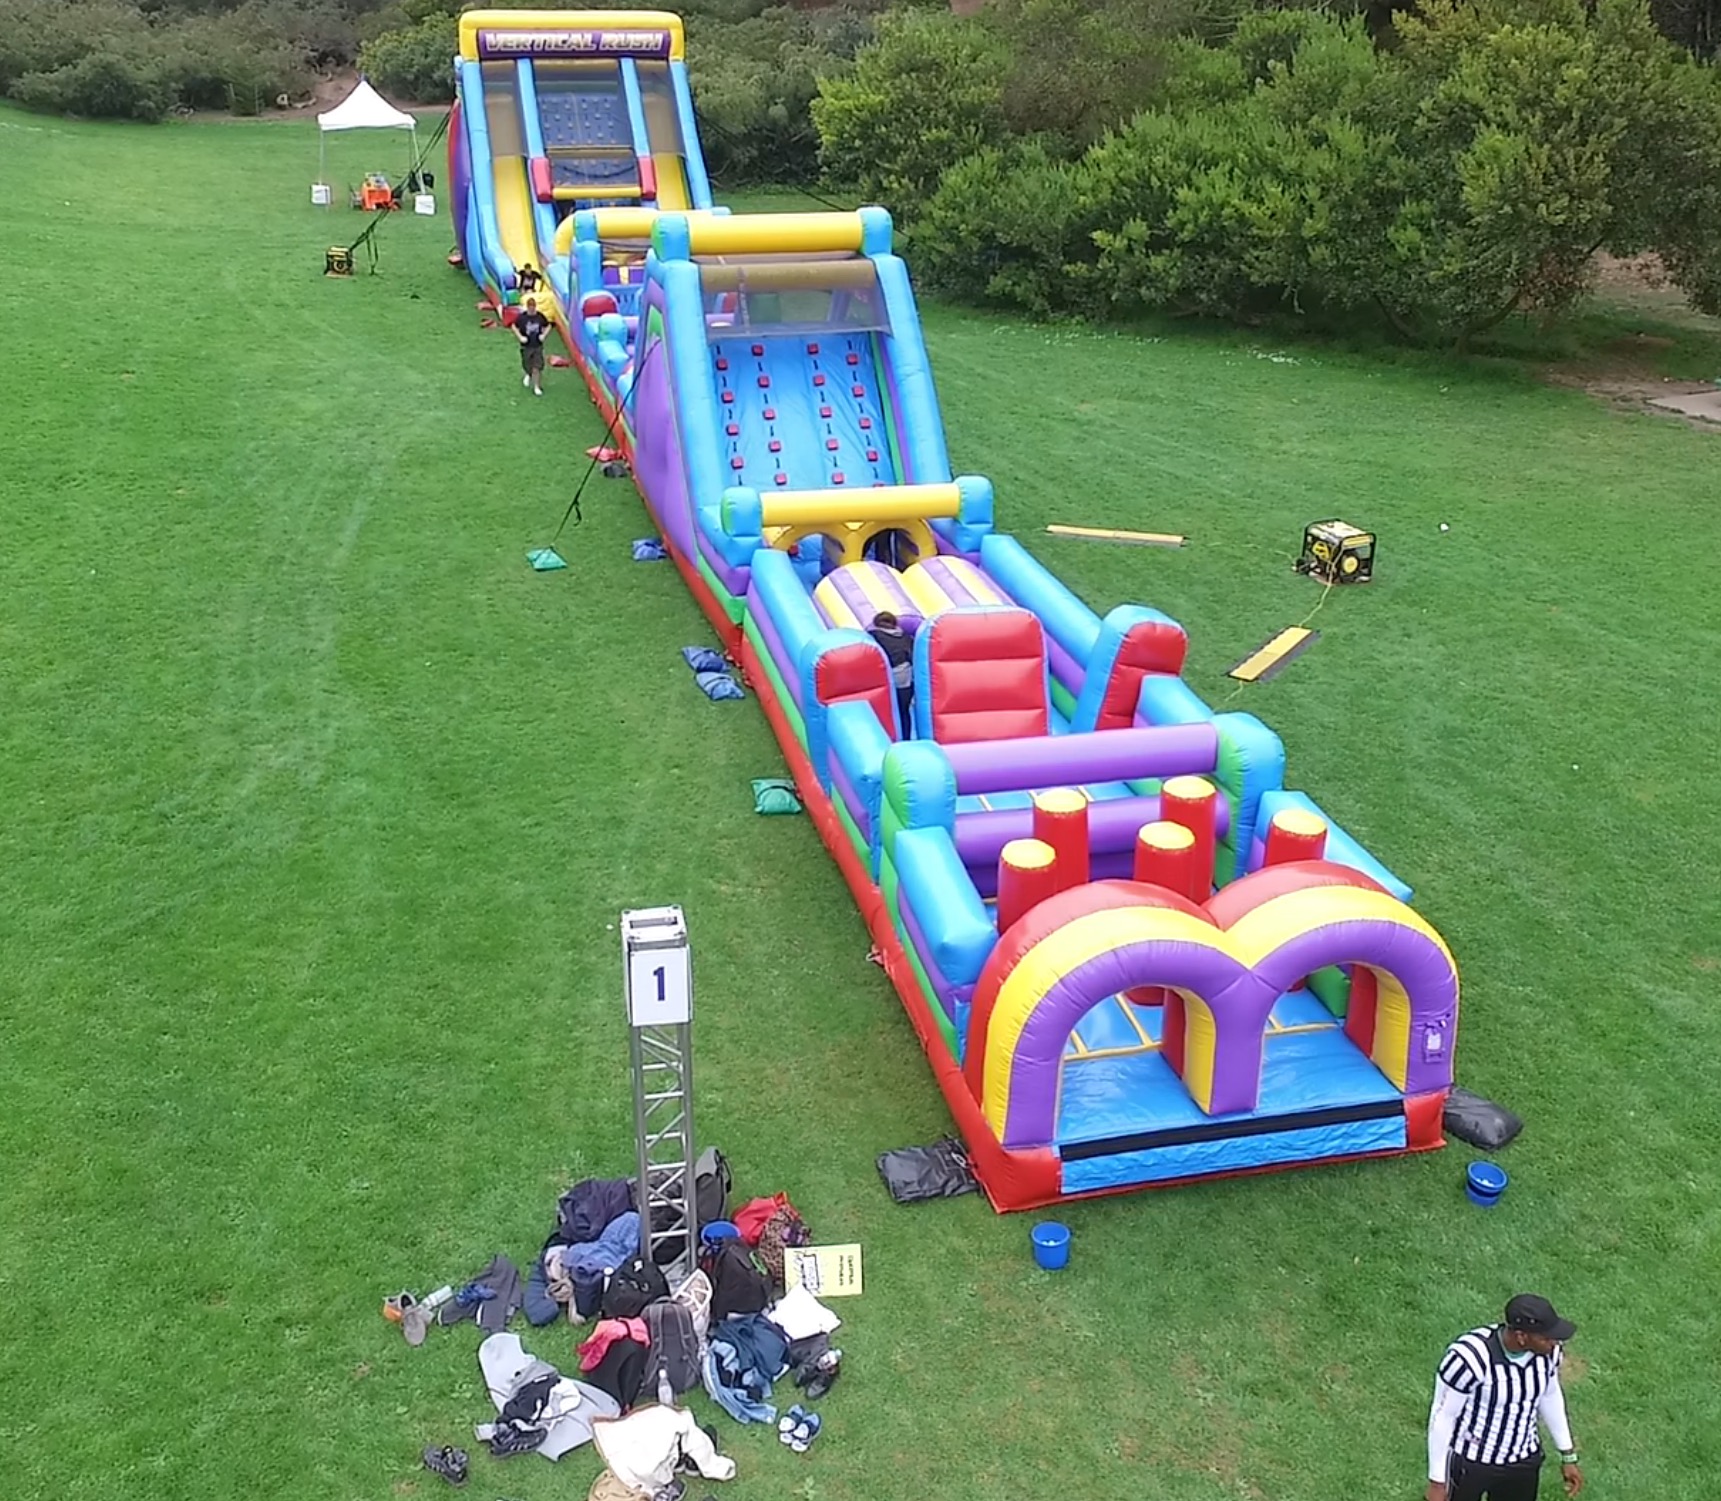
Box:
701 1280 843 1436
391 1148 849 1496
694 1196 841 1445
474 1330 736 1496
523 1147 730 1327
385 1254 526 1347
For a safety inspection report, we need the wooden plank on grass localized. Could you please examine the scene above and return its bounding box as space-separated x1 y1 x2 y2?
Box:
1228 626 1318 683
1046 524 1186 548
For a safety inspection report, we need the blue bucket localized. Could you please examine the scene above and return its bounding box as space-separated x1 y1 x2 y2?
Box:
1466 1161 1508 1208
701 1219 740 1248
1031 1221 1071 1271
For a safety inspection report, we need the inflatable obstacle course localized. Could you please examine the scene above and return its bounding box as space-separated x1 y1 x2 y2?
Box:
453 13 1460 1212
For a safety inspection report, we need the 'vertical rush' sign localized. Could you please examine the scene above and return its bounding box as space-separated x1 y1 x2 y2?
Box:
476 29 672 60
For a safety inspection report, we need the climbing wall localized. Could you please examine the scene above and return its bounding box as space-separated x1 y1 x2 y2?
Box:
707 334 895 492
534 69 631 149
535 62 638 194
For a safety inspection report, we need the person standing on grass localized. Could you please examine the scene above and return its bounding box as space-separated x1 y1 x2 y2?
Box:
868 611 914 736
1427 1295 1584 1501
516 296 549 397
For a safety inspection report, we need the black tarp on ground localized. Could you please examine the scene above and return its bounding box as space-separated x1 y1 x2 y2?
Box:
877 1137 978 1204
1444 1087 1524 1150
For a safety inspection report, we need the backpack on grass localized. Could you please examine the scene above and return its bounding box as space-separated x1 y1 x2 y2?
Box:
642 1298 702 1399
702 1239 772 1324
756 1207 813 1294
601 1255 669 1320
733 1193 804 1246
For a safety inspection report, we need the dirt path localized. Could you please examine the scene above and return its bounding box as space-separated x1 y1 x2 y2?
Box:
1542 254 1721 429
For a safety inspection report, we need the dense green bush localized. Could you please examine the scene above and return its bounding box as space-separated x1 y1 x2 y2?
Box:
1355 0 1721 336
811 10 1008 217
1 0 315 119
356 11 455 104
908 11 1388 318
9 50 177 122
0 0 138 94
903 0 1721 343
688 5 877 186
1082 12 1391 322
169 10 316 113
906 141 1093 313
1639 50 1721 310
985 0 1233 152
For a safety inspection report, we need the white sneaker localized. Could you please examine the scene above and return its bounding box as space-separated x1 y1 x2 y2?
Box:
522 374 530 387
534 387 543 397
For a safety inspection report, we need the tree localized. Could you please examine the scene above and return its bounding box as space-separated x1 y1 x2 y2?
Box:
915 0 1721 344
1378 0 1721 339
811 11 1008 215
982 0 1233 151
356 11 454 103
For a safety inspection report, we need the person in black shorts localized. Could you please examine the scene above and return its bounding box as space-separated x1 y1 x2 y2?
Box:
517 262 543 293
868 611 915 737
515 296 550 396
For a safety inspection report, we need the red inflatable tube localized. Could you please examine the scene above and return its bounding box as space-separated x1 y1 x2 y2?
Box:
530 156 554 204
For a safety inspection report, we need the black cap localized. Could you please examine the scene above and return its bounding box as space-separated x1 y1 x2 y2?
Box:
1506 1294 1576 1341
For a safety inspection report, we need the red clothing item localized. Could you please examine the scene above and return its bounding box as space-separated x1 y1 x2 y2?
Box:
578 1318 648 1373
732 1194 793 1246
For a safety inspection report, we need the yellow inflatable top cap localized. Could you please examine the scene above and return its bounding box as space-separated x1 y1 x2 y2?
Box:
1271 808 1328 839
458 10 686 63
1138 821 1196 852
1001 839 1058 872
1032 788 1088 816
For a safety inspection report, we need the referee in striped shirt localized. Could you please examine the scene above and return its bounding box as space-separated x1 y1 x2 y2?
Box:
1426 1295 1584 1500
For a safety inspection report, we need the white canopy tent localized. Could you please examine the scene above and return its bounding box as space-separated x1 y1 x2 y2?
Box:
316 77 420 192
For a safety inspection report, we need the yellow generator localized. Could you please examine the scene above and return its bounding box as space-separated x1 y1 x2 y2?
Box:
1296 519 1374 585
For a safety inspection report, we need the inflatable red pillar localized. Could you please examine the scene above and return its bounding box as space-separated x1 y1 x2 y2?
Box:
1264 807 1328 865
1264 808 1328 995
1161 775 1218 899
997 838 1060 935
1133 819 1204 901
1032 788 1089 891
1125 820 1202 1007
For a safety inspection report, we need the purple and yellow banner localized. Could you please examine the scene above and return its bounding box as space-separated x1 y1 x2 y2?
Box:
475 28 672 60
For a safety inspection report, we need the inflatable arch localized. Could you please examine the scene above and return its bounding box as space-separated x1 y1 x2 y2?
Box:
966 864 1459 1149
768 517 938 570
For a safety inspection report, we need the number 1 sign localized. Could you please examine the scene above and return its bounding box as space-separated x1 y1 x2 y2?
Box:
622 906 692 1026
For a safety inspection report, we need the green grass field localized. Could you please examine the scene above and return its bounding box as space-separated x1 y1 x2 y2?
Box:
3 107 1719 1501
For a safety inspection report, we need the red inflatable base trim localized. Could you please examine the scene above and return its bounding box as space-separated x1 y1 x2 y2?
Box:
1404 1088 1448 1151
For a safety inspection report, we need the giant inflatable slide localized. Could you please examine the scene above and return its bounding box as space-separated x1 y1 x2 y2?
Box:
451 11 1461 1212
